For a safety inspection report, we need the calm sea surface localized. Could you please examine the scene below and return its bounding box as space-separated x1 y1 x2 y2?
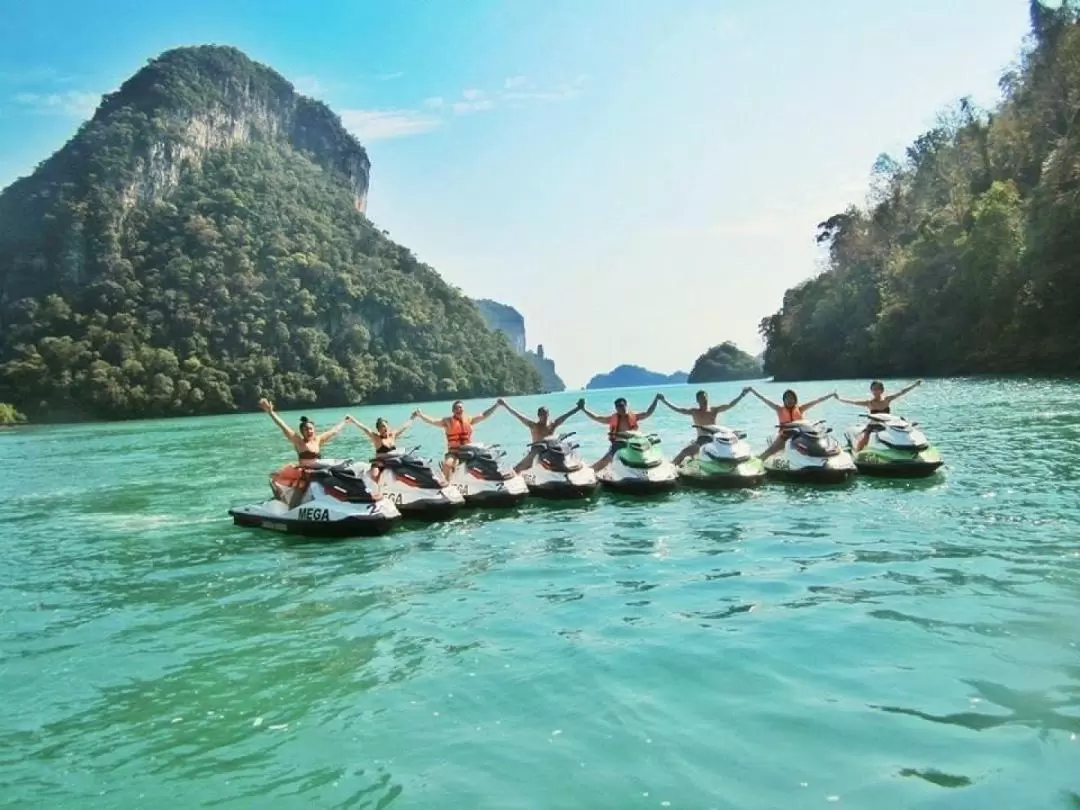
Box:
2 378 1079 809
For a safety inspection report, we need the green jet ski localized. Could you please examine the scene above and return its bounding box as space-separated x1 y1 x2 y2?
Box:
597 430 679 494
677 425 766 489
842 413 944 478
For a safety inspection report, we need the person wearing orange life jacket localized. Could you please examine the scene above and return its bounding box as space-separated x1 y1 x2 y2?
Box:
747 387 836 460
578 394 661 471
413 399 500 478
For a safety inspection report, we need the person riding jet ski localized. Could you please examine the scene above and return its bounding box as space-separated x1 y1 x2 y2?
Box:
350 415 415 479
496 397 583 471
412 400 500 478
578 394 660 471
258 398 353 506
657 387 751 466
746 387 836 461
836 379 923 451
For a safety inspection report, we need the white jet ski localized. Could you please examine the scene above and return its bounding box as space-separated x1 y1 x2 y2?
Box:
597 430 679 494
520 431 599 499
446 443 530 506
762 420 856 484
229 459 401 538
842 412 944 478
363 446 466 517
677 424 767 489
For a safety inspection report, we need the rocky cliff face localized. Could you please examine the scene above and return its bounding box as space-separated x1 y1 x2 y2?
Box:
474 299 565 392
43 46 370 214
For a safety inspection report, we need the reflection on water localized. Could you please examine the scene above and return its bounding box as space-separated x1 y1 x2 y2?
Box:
2 379 1080 807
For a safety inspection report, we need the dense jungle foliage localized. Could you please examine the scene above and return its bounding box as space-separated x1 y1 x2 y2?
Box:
0 46 540 421
761 1 1080 379
687 342 762 383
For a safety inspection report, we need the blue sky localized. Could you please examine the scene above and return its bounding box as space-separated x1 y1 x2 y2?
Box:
0 0 1033 387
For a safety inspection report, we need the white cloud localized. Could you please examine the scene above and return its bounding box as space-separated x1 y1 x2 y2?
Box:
423 96 445 109
462 88 485 101
12 90 100 117
452 98 495 115
339 108 441 141
503 75 528 89
376 71 405 81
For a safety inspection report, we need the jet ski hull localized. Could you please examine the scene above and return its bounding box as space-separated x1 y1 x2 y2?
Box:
526 478 600 499
844 416 944 479
453 479 531 507
678 460 766 490
763 463 856 485
853 450 944 479
229 500 399 538
598 461 679 494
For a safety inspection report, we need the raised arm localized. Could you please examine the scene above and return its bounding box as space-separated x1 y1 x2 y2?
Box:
887 380 923 403
470 400 500 425
412 409 445 427
351 419 380 441
318 415 352 444
259 398 295 439
550 401 583 430
714 387 751 414
498 397 535 429
392 417 414 437
801 392 836 412
835 394 872 408
658 393 695 416
747 387 781 411
635 393 661 421
577 398 609 424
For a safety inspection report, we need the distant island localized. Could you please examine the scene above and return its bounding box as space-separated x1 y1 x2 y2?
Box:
0 45 542 422
759 2 1080 380
585 365 688 390
474 299 566 392
687 342 762 383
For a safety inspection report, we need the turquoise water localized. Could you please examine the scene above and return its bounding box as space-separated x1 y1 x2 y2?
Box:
2 378 1079 809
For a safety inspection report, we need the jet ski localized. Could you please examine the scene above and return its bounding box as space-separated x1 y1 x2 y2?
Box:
520 431 599 499
842 413 944 478
762 420 856 484
446 443 530 506
677 425 766 489
597 430 679 494
229 460 401 538
364 446 466 517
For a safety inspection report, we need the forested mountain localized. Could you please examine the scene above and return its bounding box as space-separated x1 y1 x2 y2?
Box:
760 1 1080 379
0 45 540 421
474 298 566 392
687 342 761 383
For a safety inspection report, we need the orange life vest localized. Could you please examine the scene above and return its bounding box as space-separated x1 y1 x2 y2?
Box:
608 411 639 440
445 415 473 448
779 405 803 423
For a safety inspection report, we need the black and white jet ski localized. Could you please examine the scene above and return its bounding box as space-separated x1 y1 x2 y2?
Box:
762 420 856 484
520 431 599 499
447 443 530 506
363 446 466 517
229 460 401 538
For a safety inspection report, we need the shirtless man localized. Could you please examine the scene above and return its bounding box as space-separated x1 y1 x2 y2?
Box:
412 399 499 478
579 394 660 471
658 387 751 466
497 398 584 472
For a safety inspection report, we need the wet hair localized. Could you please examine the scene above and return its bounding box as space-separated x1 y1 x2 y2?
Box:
696 390 708 400
782 389 797 403
614 397 628 408
537 406 550 417
375 417 388 429
452 400 464 409
870 380 885 392
299 416 313 429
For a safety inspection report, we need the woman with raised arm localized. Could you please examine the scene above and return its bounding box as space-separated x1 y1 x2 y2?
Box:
498 397 583 472
352 415 414 456
746 387 835 460
837 379 923 450
258 398 352 504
